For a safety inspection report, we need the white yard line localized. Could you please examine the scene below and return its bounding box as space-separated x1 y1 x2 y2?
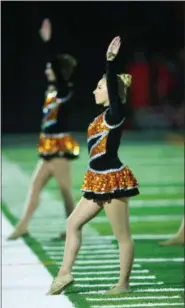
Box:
73 276 156 281
50 254 184 262
57 258 184 264
75 282 164 288
79 288 184 295
87 295 181 301
2 214 74 308
91 304 184 308
71 270 149 275
59 264 141 269
93 215 181 223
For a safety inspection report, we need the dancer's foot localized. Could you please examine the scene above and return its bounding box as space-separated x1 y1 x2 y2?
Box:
159 236 184 246
105 284 131 295
7 224 29 240
47 273 74 295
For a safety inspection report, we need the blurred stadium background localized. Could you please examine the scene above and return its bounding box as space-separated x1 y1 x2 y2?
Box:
2 2 184 308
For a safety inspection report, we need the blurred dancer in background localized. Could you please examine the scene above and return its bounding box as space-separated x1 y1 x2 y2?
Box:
8 19 79 241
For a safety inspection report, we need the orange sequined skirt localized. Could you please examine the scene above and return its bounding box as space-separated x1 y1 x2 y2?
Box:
38 133 80 160
81 166 139 200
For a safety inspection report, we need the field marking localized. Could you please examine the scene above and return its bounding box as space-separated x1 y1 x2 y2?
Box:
74 276 156 281
86 295 181 301
130 199 183 207
75 282 164 288
79 288 184 294
57 234 178 241
72 270 150 275
93 215 182 223
91 304 184 308
24 214 183 224
49 254 185 262
138 187 183 195
2 214 74 308
53 258 184 264
60 264 142 270
55 259 141 265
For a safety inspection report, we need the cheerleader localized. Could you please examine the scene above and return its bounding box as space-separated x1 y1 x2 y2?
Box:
159 216 185 246
8 19 80 241
47 36 139 295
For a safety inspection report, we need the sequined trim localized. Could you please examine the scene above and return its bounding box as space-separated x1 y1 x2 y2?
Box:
103 109 125 129
81 166 139 194
38 134 80 157
42 133 69 138
87 110 125 165
89 131 107 156
88 165 125 174
87 132 104 143
89 152 106 163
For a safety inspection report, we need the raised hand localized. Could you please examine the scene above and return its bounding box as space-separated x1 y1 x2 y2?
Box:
39 18 52 42
106 36 121 61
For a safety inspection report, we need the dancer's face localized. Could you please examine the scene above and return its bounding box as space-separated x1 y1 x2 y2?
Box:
93 78 109 106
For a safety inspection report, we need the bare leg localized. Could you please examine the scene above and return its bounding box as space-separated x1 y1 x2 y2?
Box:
52 158 75 218
47 197 102 295
57 197 102 276
159 216 185 246
8 160 52 240
104 198 134 291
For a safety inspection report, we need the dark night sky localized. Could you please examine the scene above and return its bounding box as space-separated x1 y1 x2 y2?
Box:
2 1 184 133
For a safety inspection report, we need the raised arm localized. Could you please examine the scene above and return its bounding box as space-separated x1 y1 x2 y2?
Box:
106 36 129 123
39 18 55 64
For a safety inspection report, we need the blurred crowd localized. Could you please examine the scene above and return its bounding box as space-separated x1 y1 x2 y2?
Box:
126 48 184 131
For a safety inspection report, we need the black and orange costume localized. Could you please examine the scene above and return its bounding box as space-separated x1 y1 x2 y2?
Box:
81 60 139 200
38 43 80 160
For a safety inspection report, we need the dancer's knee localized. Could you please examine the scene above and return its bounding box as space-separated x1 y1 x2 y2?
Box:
116 233 134 247
66 216 82 234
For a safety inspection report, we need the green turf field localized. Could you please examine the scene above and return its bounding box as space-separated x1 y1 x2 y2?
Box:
2 139 184 308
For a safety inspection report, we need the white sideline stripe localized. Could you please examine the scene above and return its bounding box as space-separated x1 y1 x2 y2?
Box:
2 215 74 308
75 282 164 287
74 276 156 281
87 295 180 301
72 270 149 275
91 304 184 308
93 215 181 223
79 288 184 294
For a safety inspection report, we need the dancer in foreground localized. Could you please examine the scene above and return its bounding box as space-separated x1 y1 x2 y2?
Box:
47 36 139 295
8 19 79 241
159 216 185 246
